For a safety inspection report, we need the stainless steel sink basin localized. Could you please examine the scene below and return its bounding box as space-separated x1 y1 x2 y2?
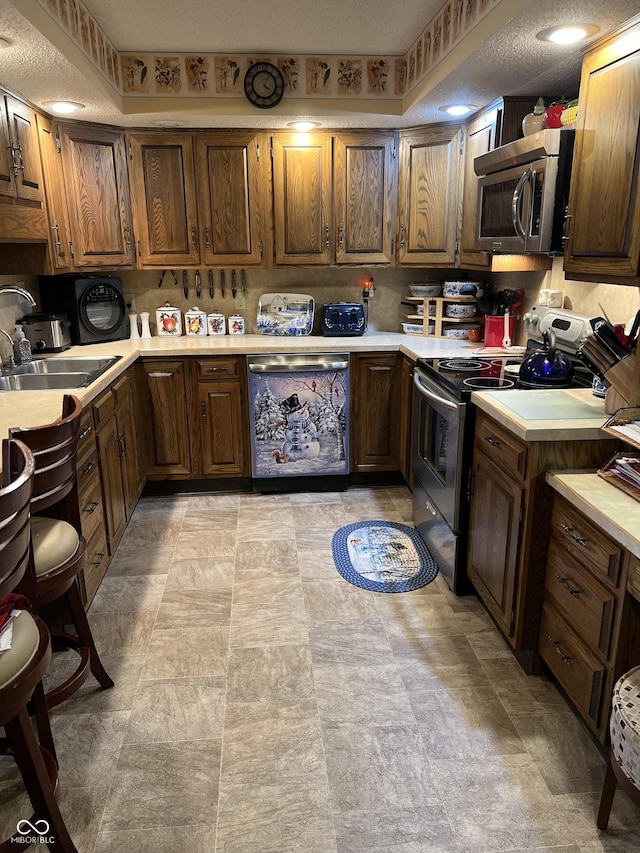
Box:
0 355 122 391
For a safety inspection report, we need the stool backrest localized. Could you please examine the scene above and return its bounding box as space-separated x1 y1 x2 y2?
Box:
8 395 82 522
0 439 35 599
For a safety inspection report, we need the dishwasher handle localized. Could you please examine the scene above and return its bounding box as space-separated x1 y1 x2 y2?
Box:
248 358 349 373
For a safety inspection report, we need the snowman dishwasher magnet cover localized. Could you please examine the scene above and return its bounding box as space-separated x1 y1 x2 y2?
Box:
247 355 349 478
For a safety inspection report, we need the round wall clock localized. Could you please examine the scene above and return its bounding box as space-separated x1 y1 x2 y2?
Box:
243 62 285 109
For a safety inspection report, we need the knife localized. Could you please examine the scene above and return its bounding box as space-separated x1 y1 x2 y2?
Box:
182 270 188 300
220 269 226 298
592 319 630 360
195 269 201 300
208 269 214 299
231 269 237 299
241 269 247 298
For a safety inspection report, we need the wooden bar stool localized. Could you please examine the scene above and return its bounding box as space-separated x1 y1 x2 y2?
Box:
0 438 79 853
10 395 113 709
597 665 640 829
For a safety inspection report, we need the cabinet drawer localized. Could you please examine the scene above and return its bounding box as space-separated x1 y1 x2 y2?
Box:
77 409 95 458
111 371 131 408
545 540 616 658
83 524 109 606
474 412 527 479
195 357 241 380
539 604 606 726
92 387 115 428
78 471 105 544
551 496 622 586
76 444 100 494
628 557 640 602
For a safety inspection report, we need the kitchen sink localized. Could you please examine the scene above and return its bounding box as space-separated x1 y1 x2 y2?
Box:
0 355 122 391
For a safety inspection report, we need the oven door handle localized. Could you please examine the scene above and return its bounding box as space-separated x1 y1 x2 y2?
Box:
413 371 458 411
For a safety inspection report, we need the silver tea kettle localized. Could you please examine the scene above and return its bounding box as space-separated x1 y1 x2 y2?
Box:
519 328 574 388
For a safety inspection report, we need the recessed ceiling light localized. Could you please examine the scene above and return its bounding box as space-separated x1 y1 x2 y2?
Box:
439 104 476 117
0 36 12 49
43 100 85 114
536 25 599 45
287 121 321 131
150 119 187 128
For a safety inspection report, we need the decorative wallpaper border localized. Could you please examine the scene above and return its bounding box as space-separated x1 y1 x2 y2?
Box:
37 0 501 100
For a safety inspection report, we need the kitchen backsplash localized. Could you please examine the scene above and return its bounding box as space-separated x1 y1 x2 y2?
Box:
1 264 639 341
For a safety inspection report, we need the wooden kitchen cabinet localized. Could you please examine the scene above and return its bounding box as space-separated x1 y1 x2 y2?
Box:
539 493 640 743
57 121 134 268
333 131 397 265
142 358 193 478
458 106 498 269
467 410 620 673
272 132 333 265
351 352 404 471
397 124 463 267
195 131 270 267
37 115 73 273
0 92 48 243
564 18 640 283
128 132 200 267
194 357 249 476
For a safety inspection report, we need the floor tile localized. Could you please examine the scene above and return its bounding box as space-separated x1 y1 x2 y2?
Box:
308 618 394 666
105 545 173 576
89 575 167 613
314 661 416 725
235 538 299 571
154 588 232 628
227 643 314 702
87 610 157 656
333 806 459 853
141 626 229 679
165 555 235 590
48 653 145 716
50 711 130 787
94 824 217 853
302 579 379 621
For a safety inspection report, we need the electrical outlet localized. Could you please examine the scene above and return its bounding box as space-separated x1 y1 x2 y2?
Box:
235 293 246 310
125 292 134 310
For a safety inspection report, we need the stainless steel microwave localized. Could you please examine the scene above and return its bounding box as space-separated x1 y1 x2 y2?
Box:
473 129 574 254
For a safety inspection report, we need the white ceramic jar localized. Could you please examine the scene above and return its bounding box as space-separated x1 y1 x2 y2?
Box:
185 306 208 336
156 303 182 336
228 314 245 335
207 313 226 335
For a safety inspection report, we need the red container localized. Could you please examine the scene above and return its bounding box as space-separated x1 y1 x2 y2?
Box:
484 315 515 348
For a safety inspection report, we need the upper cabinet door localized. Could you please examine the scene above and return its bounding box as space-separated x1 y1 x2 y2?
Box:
0 96 44 203
272 132 333 265
397 126 463 267
195 131 270 267
37 115 73 274
458 108 497 269
128 132 200 267
57 123 134 269
564 21 640 281
333 131 397 265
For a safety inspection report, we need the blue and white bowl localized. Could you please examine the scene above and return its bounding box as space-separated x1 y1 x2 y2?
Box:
442 281 485 299
443 324 480 339
445 302 476 318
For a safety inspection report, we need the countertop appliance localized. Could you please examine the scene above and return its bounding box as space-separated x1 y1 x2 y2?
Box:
256 293 314 336
474 128 574 254
321 302 366 336
38 275 127 345
411 306 595 594
247 353 349 491
20 312 71 352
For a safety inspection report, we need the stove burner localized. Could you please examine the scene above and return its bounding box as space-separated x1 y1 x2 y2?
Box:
439 359 484 371
462 376 515 390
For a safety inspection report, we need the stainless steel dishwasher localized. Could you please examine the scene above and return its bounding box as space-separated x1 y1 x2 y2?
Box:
247 353 349 491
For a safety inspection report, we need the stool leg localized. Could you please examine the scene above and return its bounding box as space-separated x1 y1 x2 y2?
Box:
31 680 58 767
597 752 618 830
65 579 114 690
5 707 79 853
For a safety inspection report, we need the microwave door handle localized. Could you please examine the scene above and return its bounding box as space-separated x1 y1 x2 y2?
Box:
511 169 530 241
413 371 458 412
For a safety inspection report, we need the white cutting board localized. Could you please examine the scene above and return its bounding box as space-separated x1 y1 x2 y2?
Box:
494 390 606 421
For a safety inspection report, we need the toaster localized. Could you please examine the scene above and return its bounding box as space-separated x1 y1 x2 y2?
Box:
21 313 72 353
321 302 366 336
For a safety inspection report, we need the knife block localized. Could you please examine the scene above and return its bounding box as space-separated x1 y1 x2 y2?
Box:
604 351 640 414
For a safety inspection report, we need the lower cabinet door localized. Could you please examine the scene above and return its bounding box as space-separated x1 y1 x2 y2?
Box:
198 381 247 476
96 415 127 553
143 359 192 477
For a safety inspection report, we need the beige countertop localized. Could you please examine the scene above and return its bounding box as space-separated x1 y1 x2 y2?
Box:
547 471 640 559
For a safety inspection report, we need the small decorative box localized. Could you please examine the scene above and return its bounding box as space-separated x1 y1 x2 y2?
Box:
228 314 245 335
185 306 207 336
155 302 182 336
207 313 226 335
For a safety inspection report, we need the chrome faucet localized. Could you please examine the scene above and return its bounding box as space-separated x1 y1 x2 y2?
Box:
0 329 15 371
0 285 36 306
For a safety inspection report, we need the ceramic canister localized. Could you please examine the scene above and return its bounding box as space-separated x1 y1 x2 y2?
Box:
156 303 182 336
228 314 245 335
185 306 208 336
207 313 226 335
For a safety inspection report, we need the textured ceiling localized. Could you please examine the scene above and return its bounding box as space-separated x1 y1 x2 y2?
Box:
0 0 639 129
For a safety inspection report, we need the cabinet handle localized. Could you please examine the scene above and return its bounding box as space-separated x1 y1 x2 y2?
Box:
547 636 571 666
205 226 211 250
201 400 207 421
85 500 100 515
191 224 198 250
559 523 587 548
82 459 97 476
79 425 92 440
204 365 230 373
338 222 344 250
123 222 132 250
400 223 406 248
52 221 61 252
11 142 24 175
325 224 330 249
147 372 172 377
92 551 106 568
119 430 127 457
562 210 571 244
483 435 501 448
554 572 581 598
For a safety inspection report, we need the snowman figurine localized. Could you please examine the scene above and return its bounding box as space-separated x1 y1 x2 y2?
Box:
272 394 320 464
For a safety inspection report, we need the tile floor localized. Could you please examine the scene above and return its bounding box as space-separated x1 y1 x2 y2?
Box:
2 485 640 852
